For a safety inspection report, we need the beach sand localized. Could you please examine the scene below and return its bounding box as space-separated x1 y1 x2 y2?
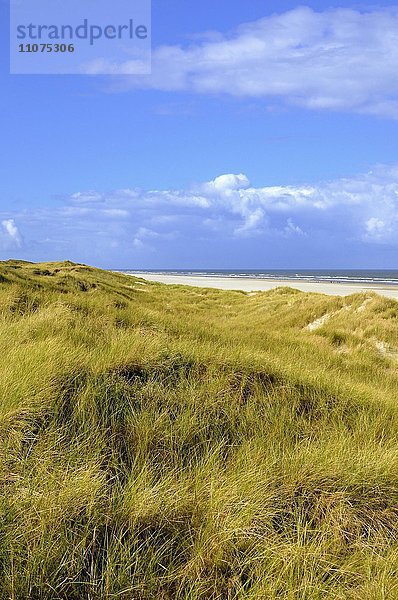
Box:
128 273 398 300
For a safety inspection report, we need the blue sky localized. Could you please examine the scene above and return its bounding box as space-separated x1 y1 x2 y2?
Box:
2 0 398 268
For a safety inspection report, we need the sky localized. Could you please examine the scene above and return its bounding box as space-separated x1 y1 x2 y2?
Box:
2 0 398 268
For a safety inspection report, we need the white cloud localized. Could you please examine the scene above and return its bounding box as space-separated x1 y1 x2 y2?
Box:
203 173 251 194
54 164 398 243
70 191 104 203
102 7 398 118
5 163 398 263
283 218 306 237
132 237 145 250
365 216 391 240
135 227 160 239
1 219 22 249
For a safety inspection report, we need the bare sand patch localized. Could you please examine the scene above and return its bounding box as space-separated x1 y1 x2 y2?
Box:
375 340 398 360
307 314 331 331
357 298 373 313
125 273 398 300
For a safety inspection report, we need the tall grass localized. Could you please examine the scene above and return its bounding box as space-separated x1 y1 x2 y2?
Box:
0 260 397 598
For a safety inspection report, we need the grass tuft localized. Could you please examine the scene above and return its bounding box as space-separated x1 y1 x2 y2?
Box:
0 261 397 598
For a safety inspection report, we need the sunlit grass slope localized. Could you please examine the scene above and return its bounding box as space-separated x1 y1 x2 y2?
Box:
1 260 398 599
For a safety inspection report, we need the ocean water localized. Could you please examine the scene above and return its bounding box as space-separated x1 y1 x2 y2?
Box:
121 270 398 286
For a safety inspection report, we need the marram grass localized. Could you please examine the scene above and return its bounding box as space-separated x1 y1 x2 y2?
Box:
0 260 398 599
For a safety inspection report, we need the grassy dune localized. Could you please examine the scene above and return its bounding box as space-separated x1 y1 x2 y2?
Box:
1 260 398 599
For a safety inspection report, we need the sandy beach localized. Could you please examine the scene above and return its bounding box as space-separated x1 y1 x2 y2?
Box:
128 273 398 300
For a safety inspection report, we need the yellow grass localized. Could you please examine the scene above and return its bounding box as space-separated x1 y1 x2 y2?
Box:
0 260 397 599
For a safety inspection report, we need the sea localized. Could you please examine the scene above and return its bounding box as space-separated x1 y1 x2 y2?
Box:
120 270 398 286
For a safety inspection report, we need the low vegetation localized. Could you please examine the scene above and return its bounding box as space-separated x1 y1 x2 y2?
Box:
0 260 398 599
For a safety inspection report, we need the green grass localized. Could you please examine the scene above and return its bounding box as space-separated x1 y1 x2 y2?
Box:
0 260 398 599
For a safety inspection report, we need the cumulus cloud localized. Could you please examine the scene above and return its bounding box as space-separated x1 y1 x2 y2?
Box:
0 219 22 249
44 164 398 243
92 7 398 118
5 163 398 264
202 174 251 194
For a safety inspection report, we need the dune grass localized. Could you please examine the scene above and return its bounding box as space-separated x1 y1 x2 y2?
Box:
0 260 398 598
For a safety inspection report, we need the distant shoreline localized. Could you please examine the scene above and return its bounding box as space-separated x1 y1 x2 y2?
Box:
123 272 398 300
